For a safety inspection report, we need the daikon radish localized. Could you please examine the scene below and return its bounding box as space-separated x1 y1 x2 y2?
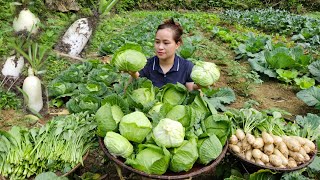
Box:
282 136 301 152
278 141 289 158
236 129 245 141
246 133 255 145
229 144 241 154
252 149 263 159
261 153 270 164
269 154 282 167
272 134 282 146
264 143 274 155
245 150 252 160
273 149 288 166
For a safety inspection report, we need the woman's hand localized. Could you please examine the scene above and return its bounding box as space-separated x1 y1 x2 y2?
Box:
126 71 139 79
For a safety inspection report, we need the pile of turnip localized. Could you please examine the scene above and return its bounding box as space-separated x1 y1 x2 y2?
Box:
227 108 317 169
229 129 316 168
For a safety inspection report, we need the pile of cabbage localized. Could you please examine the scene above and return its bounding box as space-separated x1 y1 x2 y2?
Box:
96 78 231 175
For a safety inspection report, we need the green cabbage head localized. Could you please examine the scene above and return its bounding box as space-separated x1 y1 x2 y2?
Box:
95 103 124 137
104 132 133 158
169 137 198 172
197 133 222 165
191 61 220 87
153 118 185 148
111 43 147 72
125 144 170 175
119 111 152 143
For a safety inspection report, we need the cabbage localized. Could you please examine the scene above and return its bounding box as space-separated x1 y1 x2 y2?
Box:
166 105 196 127
104 132 133 158
125 144 170 175
95 103 124 137
119 111 152 143
159 83 188 105
191 61 220 87
197 134 222 165
153 118 185 148
111 43 147 72
169 138 198 172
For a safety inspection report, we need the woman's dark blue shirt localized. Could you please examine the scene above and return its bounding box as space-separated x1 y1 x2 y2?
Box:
139 55 194 88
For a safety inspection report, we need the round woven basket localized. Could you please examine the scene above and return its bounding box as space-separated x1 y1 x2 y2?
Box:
99 137 228 179
228 143 317 172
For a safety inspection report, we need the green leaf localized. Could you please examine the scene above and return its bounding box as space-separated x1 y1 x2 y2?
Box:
276 69 299 83
249 169 278 180
307 156 320 172
202 87 236 111
308 60 320 82
294 76 315 89
265 47 296 69
296 86 320 109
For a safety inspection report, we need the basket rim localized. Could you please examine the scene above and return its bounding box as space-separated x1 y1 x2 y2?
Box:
99 136 228 179
228 142 317 172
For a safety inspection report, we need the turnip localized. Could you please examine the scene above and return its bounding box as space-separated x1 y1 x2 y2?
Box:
282 136 301 152
229 144 241 154
237 141 243 151
229 134 238 145
252 137 264 149
262 131 274 144
246 133 255 145
272 134 282 146
269 154 282 167
261 153 269 164
236 129 245 141
263 143 274 155
252 149 263 159
245 150 252 160
13 9 40 34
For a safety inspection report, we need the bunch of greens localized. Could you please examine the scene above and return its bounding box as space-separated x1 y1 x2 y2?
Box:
0 112 96 179
0 88 22 110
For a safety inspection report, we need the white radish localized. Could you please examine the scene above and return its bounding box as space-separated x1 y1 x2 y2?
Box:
261 153 270 164
265 162 273 167
278 141 289 158
253 137 264 149
229 144 241 154
245 150 252 161
255 158 265 166
236 129 245 141
274 149 288 166
292 136 306 146
289 151 305 163
252 149 263 159
264 143 274 155
23 68 43 112
237 141 243 151
246 133 255 145
287 158 297 168
304 139 316 152
269 154 282 167
282 136 301 152
229 135 238 145
303 145 311 154
13 9 40 34
242 139 251 151
272 134 282 146
262 131 274 144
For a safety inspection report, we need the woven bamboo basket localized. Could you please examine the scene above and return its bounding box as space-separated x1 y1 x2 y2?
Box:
99 137 228 179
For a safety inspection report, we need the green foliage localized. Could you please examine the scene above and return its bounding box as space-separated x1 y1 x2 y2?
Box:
296 86 320 109
0 89 22 110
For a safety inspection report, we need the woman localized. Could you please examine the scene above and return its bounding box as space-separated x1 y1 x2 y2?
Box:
129 18 199 91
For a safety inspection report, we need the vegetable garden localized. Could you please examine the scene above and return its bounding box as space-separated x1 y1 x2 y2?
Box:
0 0 320 179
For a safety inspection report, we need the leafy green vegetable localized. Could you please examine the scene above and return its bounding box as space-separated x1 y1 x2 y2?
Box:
125 144 170 175
165 105 196 127
197 133 222 165
35 172 68 180
296 113 320 141
169 137 198 172
276 69 299 83
95 103 124 137
78 81 107 97
153 118 185 148
111 43 147 72
66 94 100 114
119 111 152 143
48 80 77 97
203 114 231 145
296 86 320 109
294 76 315 89
104 132 133 158
191 61 220 87
308 60 320 82
159 83 188 106
202 87 236 112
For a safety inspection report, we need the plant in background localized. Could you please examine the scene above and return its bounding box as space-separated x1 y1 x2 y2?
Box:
0 88 22 110
297 86 320 110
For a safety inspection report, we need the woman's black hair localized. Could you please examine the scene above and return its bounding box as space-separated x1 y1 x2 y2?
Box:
157 18 183 43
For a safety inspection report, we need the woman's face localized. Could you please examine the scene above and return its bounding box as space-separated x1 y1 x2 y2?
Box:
154 28 180 61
